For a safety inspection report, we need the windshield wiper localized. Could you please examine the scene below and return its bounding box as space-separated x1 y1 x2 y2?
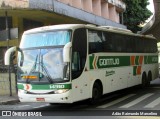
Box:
26 53 53 84
25 54 38 83
40 54 53 83
29 55 38 73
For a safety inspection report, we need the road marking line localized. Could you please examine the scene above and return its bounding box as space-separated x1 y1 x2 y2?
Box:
120 93 154 108
17 105 30 108
97 94 136 108
33 104 50 109
144 97 160 108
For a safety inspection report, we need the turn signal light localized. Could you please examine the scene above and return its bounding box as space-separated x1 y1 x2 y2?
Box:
22 76 37 79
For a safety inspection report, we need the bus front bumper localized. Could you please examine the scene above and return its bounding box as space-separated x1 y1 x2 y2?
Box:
18 90 73 103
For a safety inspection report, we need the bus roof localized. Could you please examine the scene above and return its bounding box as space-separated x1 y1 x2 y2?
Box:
24 24 156 40
24 24 85 34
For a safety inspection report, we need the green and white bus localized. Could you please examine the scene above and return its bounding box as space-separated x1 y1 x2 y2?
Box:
5 24 159 103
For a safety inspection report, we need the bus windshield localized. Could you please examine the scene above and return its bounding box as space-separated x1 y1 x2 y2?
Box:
20 30 71 48
17 30 71 84
17 48 69 84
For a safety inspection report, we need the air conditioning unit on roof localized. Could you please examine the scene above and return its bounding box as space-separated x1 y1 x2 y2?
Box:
98 26 132 33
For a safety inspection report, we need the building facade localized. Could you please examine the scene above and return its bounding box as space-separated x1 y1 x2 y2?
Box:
0 0 126 62
58 0 126 23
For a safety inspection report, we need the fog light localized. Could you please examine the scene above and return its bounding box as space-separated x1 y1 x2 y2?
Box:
18 89 27 94
54 89 69 94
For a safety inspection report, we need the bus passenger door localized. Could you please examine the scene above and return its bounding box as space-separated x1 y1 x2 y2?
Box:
71 28 89 102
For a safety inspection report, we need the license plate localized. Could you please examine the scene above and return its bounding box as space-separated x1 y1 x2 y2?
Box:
36 98 45 102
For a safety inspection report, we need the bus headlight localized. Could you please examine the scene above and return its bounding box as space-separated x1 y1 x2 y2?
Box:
18 89 27 94
54 89 69 94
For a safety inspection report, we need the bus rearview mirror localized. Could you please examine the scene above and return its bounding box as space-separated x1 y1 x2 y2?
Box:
4 46 24 66
63 42 72 62
4 46 17 65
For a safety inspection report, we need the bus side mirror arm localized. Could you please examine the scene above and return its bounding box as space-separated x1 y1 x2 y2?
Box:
4 46 17 65
63 42 72 62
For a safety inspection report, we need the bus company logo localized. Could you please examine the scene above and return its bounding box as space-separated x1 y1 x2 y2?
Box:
99 58 119 66
90 55 120 69
23 84 32 91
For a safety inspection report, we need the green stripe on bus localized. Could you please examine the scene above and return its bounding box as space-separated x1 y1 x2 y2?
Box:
17 84 24 89
146 56 158 64
17 83 72 90
89 54 94 69
144 56 148 64
89 55 158 70
90 56 130 69
133 66 137 76
135 56 139 65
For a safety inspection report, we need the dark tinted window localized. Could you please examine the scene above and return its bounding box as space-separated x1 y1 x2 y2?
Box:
88 29 157 54
88 30 103 54
0 17 12 30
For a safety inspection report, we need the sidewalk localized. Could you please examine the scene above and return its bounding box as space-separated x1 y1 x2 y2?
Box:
0 95 19 105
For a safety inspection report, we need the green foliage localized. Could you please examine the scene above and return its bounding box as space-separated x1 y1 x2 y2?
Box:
123 0 153 33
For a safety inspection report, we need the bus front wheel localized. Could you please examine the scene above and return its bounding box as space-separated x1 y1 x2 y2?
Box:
90 82 102 104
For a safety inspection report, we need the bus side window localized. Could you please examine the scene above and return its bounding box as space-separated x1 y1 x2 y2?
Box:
102 32 113 52
88 30 103 53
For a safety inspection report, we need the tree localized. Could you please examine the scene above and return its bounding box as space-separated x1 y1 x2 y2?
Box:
123 0 152 33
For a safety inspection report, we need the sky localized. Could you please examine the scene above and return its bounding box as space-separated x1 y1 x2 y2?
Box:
147 0 154 13
147 0 154 21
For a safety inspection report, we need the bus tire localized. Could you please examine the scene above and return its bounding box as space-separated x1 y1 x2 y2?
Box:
147 71 152 86
90 82 102 104
141 73 147 88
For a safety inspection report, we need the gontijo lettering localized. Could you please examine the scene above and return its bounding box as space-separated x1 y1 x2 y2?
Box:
99 58 120 66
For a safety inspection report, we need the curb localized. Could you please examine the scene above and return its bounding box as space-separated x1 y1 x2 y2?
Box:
0 99 19 105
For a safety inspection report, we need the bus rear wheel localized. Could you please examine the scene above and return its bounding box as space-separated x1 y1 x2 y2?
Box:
141 73 147 88
147 71 152 86
90 82 102 104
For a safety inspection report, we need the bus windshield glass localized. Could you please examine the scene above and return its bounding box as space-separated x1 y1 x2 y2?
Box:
20 30 71 48
17 48 69 83
17 30 71 84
